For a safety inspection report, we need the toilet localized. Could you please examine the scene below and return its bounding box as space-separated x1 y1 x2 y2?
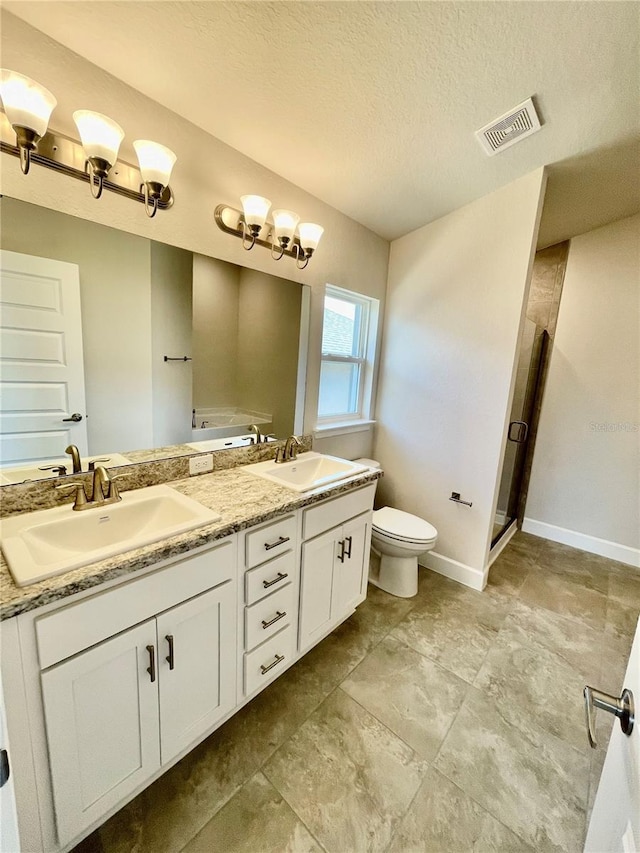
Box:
356 459 438 598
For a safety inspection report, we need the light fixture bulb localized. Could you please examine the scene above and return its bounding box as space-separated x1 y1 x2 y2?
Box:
272 209 300 247
133 139 177 187
73 110 124 165
297 222 324 254
240 195 271 232
0 69 56 137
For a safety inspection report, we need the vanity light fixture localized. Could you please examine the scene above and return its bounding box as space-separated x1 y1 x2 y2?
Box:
240 195 272 249
0 68 175 216
214 198 324 269
73 110 124 199
134 140 177 218
0 69 56 174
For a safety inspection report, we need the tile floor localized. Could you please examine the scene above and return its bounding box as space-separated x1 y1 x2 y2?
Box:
74 532 639 853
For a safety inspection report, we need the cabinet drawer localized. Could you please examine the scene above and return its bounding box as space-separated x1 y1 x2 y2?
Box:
245 551 294 605
245 583 295 651
244 625 295 696
302 484 375 541
245 515 296 568
36 539 235 670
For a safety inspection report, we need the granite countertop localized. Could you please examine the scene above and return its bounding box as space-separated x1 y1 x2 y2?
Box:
0 466 382 621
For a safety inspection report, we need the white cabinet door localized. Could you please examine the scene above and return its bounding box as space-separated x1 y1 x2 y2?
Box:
41 620 160 846
157 582 236 763
332 513 370 618
299 527 338 653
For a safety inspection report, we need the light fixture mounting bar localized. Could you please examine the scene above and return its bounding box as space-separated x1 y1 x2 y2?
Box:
0 119 173 210
214 204 300 259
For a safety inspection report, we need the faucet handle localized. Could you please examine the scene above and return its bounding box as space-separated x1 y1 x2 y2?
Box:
55 481 89 510
88 458 111 472
107 472 131 501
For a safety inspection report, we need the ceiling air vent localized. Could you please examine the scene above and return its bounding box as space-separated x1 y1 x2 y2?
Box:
475 97 541 156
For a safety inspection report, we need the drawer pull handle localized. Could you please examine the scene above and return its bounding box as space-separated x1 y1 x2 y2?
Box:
165 634 175 670
146 644 156 683
263 571 289 589
262 610 287 630
344 535 353 559
337 539 345 563
260 653 285 675
264 535 290 551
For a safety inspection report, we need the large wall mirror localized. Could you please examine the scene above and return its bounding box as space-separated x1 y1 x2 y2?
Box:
0 197 310 485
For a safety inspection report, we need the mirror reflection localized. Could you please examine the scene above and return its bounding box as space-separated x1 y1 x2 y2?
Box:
0 197 308 485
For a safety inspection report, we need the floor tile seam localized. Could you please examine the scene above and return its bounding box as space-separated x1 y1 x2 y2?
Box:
334 684 443 766
385 627 477 686
173 777 249 853
252 766 329 853
423 679 475 769
380 760 435 853
429 763 537 853
515 586 608 632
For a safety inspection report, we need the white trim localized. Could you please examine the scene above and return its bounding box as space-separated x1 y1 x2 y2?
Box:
313 419 376 438
487 521 518 567
522 517 640 568
419 550 485 591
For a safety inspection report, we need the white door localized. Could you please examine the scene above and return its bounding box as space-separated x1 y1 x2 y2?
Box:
585 616 640 852
41 620 161 846
0 250 88 467
157 582 236 764
0 675 20 853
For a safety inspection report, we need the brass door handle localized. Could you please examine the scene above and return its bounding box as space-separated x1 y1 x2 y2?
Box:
146 644 156 683
583 685 634 748
165 634 175 670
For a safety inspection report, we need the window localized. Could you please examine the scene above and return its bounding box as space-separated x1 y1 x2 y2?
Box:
317 285 379 429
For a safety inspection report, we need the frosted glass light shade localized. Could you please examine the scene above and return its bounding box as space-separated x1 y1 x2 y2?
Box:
0 69 56 137
298 222 324 252
272 209 300 244
73 110 124 165
241 195 271 230
133 140 177 186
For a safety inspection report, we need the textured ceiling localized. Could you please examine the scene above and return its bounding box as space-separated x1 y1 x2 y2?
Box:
4 1 640 244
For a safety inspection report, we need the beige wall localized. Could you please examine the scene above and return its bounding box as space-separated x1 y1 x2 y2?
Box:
150 242 193 447
191 255 240 411
0 13 389 454
525 213 640 565
237 269 303 437
0 197 154 453
373 169 546 588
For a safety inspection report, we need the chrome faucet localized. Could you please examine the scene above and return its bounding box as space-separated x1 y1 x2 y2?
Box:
56 465 129 511
275 435 302 463
65 444 82 474
249 424 263 444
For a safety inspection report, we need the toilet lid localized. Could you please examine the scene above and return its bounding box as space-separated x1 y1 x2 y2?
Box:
372 507 437 543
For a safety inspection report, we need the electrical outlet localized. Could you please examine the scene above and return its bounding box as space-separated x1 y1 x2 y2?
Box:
189 454 213 475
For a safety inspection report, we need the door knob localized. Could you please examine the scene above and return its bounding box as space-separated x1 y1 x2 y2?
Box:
62 413 83 422
583 685 634 748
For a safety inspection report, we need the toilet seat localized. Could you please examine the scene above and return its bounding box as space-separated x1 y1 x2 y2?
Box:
372 507 437 545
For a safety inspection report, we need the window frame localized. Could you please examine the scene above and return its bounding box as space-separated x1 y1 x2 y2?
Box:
316 284 379 432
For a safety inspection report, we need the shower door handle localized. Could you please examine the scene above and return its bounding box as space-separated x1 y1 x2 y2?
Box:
508 421 528 443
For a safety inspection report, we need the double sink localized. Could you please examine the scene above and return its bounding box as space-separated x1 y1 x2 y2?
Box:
1 452 369 588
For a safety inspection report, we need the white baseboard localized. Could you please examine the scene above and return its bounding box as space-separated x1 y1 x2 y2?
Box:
419 550 485 591
522 518 640 568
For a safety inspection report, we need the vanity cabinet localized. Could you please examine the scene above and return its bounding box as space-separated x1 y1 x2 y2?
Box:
37 541 236 846
299 485 374 653
240 515 298 698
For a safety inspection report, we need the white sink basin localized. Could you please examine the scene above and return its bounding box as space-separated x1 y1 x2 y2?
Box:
244 452 369 492
1 485 221 587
